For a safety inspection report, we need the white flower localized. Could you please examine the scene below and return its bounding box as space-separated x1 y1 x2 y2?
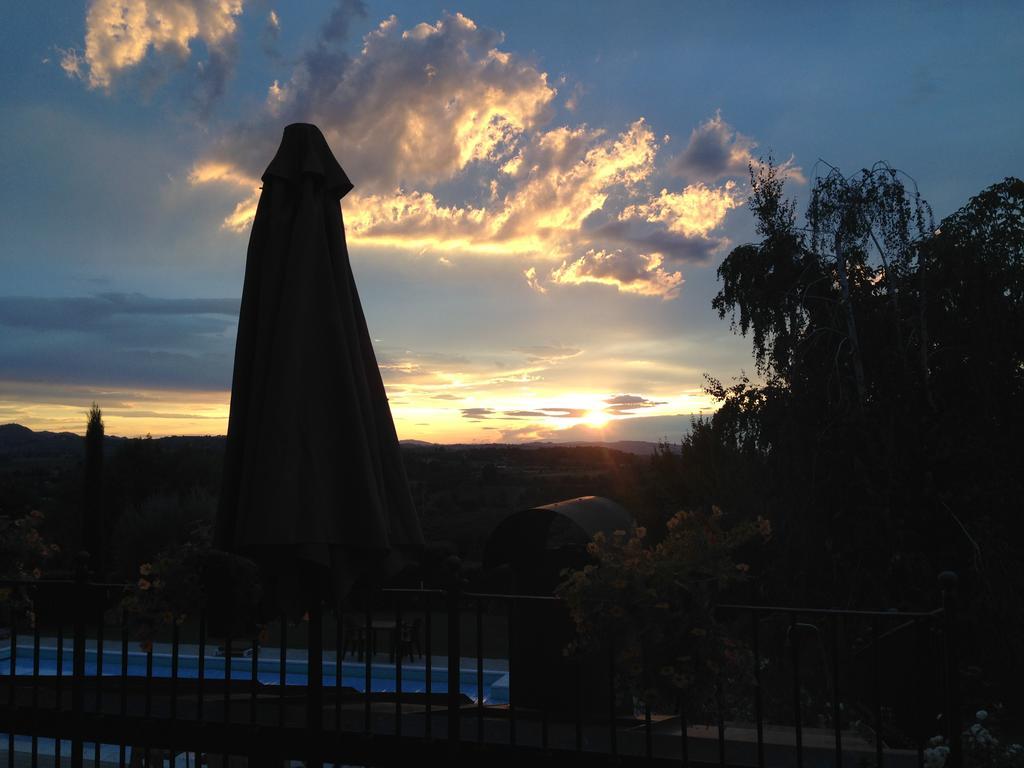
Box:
976 709 988 721
924 745 950 768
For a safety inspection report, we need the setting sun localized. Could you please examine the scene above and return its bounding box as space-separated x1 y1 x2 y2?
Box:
582 409 610 429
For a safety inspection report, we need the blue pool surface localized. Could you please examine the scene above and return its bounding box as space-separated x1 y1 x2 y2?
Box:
0 642 509 704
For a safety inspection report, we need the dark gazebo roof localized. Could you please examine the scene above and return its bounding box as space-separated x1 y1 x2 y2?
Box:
482 495 634 571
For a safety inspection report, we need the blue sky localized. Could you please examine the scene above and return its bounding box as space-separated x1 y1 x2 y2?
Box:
1 1 1021 441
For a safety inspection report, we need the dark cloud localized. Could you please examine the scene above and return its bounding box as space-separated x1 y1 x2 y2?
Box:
590 220 722 266
503 407 586 419
514 345 582 364
0 294 238 390
193 46 236 119
262 10 282 59
461 407 496 421
604 394 667 414
0 294 238 331
669 112 755 182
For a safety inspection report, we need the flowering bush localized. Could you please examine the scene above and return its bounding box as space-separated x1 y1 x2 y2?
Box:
0 510 60 627
120 525 262 650
556 507 771 715
925 709 1024 768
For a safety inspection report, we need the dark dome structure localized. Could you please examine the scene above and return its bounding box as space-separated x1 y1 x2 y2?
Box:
482 496 634 595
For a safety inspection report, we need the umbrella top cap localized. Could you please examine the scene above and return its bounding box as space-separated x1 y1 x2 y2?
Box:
262 122 354 199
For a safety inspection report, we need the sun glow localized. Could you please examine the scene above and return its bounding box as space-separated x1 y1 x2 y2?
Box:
582 409 611 429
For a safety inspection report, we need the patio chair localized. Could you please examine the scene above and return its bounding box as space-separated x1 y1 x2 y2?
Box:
396 617 422 662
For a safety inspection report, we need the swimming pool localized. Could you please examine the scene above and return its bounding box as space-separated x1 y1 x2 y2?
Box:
0 642 510 704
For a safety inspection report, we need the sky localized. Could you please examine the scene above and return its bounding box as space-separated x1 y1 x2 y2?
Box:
1 1 1021 443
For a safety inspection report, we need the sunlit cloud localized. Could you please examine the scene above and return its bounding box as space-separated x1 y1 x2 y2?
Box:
550 250 684 299
186 8 780 299
620 181 741 238
670 111 805 184
62 0 244 112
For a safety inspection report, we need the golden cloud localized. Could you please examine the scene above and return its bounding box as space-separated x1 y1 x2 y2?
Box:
69 0 243 90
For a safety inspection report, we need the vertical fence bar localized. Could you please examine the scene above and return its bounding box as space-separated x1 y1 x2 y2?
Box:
717 680 726 768
197 609 206 721
56 624 64 709
831 613 843 768
364 588 372 734
446 581 462 747
95 598 105 711
914 618 925 768
145 643 153 719
645 701 653 760
8 614 16 768
307 586 323 768
94 597 103 768
32 616 39 768
680 704 688 767
575 655 583 753
608 636 617 757
940 573 962 768
476 598 484 743
790 612 803 768
873 617 883 768
335 612 342 733
56 621 64 766
250 628 259 725
278 615 287 728
72 557 88 768
541 609 549 751
507 597 515 746
425 593 433 739
119 622 127 768
171 621 179 720
752 611 764 768
395 594 403 738
223 633 232 725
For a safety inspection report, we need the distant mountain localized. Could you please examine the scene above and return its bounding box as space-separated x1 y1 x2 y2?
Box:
1 424 669 460
0 423 90 458
399 438 671 456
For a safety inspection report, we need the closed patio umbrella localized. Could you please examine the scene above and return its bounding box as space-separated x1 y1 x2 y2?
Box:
215 122 423 620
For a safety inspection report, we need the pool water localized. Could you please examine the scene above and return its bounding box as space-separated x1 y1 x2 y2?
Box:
0 643 510 704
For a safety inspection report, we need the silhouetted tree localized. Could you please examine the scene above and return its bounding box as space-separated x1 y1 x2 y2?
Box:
83 403 104 575
677 163 1023 686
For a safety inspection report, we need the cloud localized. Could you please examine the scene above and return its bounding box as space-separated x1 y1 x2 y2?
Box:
63 0 244 112
188 9 798 299
514 345 581 364
461 407 497 421
262 9 281 57
550 250 684 299
670 111 805 184
503 407 586 419
619 181 740 238
0 294 238 391
603 394 667 414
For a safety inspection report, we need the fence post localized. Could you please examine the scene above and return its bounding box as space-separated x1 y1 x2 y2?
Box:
71 551 89 767
447 574 462 748
307 579 324 768
939 571 961 768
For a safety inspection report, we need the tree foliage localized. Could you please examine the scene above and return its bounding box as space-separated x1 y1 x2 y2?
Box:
680 163 1024 678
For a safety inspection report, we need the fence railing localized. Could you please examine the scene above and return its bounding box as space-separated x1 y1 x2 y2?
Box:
0 570 963 768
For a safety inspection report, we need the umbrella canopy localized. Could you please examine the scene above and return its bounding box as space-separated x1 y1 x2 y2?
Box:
215 122 423 617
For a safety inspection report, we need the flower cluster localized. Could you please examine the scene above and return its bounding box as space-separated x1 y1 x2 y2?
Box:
926 709 1024 768
121 527 211 650
556 507 770 714
0 510 60 627
121 525 264 651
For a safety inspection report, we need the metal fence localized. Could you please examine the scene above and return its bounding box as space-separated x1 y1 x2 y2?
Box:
0 570 963 768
